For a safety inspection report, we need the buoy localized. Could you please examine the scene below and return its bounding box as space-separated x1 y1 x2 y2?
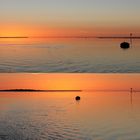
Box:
120 42 130 49
75 96 80 101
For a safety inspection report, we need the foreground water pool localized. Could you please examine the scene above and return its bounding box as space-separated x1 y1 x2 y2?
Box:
0 91 140 140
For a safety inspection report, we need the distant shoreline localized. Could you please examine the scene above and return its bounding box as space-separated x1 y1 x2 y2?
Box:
1 36 140 39
0 89 140 92
97 37 140 39
0 89 82 92
0 37 29 38
34 36 140 39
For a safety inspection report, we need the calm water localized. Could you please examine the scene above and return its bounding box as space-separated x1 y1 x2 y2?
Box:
0 38 140 72
0 91 140 140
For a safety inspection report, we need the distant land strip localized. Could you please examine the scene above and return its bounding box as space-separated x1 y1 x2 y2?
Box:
0 89 82 92
98 37 140 39
1 36 140 39
86 89 140 92
0 37 29 38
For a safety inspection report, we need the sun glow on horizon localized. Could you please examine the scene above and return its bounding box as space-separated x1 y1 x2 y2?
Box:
0 74 140 91
0 24 28 37
1 23 140 38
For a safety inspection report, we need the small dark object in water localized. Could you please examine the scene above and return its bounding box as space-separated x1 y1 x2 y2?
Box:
75 96 80 101
120 42 130 49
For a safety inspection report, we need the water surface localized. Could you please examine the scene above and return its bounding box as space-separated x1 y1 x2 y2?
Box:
0 73 140 140
0 91 140 140
0 38 140 72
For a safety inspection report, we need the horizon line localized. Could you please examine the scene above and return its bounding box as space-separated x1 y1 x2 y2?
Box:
0 36 29 38
0 89 140 92
0 89 82 92
1 35 140 39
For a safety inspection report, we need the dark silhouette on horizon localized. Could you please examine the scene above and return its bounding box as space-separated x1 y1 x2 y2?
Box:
0 89 82 92
0 37 29 39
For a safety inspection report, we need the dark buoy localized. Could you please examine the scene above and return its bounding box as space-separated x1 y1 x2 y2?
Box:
75 96 80 101
120 42 130 49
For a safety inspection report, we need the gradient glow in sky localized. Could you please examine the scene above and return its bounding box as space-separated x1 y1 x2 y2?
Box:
0 74 140 91
1 0 140 36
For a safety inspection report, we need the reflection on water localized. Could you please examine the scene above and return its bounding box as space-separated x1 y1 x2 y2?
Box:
0 37 140 72
0 91 140 140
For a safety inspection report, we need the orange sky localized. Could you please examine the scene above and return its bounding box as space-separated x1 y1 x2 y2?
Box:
0 23 140 37
1 0 140 37
0 74 139 91
0 23 104 37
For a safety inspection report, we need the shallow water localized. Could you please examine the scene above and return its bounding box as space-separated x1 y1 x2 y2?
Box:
0 38 140 72
0 91 140 140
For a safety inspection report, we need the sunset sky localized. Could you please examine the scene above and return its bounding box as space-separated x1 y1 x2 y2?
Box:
1 0 140 37
0 74 140 91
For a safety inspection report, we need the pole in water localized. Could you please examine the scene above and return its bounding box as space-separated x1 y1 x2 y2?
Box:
130 33 133 47
130 88 133 105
